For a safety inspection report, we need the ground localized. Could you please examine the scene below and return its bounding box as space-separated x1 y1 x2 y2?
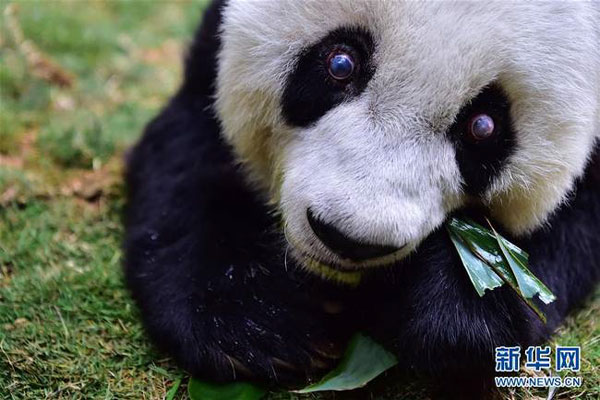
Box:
0 1 598 399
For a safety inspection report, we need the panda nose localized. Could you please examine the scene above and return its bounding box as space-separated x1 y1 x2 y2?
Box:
306 209 401 261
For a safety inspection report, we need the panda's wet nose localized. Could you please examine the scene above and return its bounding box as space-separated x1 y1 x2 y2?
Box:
306 209 400 261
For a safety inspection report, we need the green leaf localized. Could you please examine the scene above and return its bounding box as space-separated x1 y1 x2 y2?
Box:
447 229 503 296
447 217 517 287
295 333 398 393
165 377 182 400
188 379 266 400
492 226 556 305
446 217 556 323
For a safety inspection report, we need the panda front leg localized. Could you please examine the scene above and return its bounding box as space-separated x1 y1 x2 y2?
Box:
356 229 545 398
124 93 354 387
359 161 600 398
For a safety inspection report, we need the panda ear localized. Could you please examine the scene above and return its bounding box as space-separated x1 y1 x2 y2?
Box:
181 0 225 96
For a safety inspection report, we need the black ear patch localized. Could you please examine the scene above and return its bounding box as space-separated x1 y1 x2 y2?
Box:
281 27 376 128
447 84 517 195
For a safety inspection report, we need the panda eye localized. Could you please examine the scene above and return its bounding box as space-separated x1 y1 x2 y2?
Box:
466 113 496 142
282 27 374 127
447 84 515 194
327 51 355 80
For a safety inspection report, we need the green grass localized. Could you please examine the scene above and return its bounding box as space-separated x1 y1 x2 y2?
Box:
0 1 598 399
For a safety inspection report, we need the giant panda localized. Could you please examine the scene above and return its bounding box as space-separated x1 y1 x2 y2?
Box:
124 0 600 397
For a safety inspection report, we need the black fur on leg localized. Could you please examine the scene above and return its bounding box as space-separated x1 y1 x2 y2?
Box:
124 0 354 387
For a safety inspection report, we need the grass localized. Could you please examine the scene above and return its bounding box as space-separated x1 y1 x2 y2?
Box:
0 1 598 399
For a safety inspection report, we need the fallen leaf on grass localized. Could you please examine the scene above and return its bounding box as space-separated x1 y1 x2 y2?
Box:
295 333 398 393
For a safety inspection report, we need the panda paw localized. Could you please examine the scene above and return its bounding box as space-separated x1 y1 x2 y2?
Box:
143 269 352 388
177 303 346 386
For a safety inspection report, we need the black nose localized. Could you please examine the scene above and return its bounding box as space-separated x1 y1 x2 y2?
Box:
306 209 400 261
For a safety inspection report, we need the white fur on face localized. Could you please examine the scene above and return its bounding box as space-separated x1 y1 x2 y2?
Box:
281 99 463 267
216 0 600 268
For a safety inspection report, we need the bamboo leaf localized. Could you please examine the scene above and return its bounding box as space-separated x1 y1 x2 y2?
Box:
447 217 556 323
491 225 556 305
447 217 518 288
447 218 507 267
447 228 503 296
295 333 398 393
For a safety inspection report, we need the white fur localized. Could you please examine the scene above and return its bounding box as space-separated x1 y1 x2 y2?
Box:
216 0 600 269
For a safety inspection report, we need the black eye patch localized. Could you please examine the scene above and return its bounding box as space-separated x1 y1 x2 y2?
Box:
281 27 375 128
447 84 517 195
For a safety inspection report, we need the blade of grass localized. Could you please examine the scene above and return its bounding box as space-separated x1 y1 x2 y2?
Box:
165 377 182 400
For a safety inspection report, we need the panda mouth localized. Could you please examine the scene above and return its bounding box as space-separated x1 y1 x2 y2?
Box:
306 209 406 262
290 241 409 284
300 255 364 285
284 220 411 282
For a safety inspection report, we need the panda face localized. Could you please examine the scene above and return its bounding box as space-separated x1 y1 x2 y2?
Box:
216 1 599 270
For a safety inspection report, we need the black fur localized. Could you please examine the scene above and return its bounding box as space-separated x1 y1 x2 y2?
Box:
447 84 517 195
281 26 376 127
125 2 600 397
124 0 352 387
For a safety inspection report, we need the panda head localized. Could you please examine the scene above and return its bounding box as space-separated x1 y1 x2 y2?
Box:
215 0 599 273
